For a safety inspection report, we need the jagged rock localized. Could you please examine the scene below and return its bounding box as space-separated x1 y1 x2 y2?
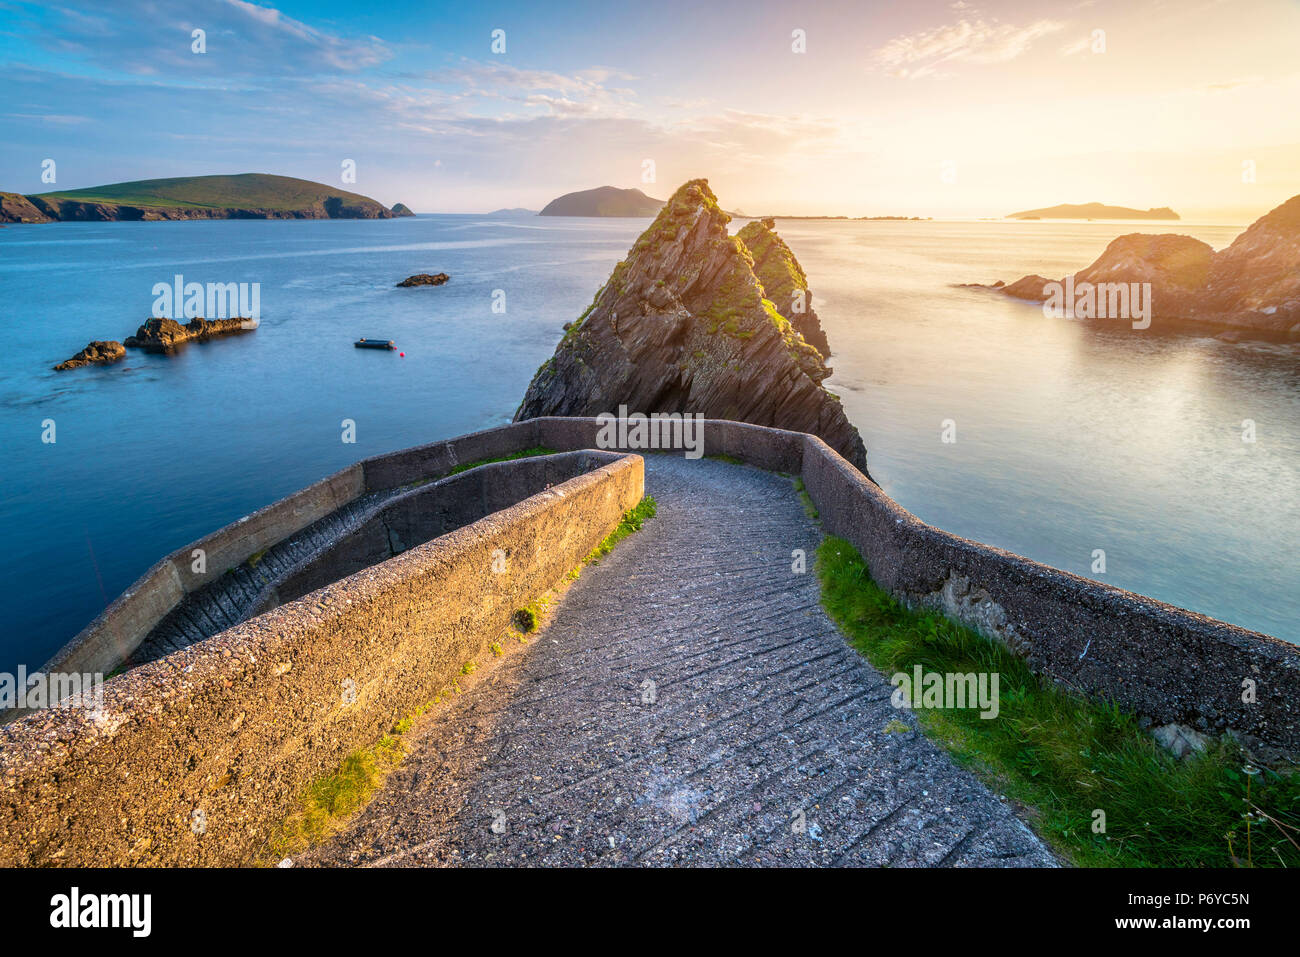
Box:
53 340 125 371
1208 194 1300 314
124 317 255 353
737 218 832 357
514 179 869 473
396 273 450 287
984 193 1300 338
391 203 414 217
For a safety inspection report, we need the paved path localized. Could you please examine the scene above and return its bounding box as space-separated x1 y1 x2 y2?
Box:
302 456 1056 867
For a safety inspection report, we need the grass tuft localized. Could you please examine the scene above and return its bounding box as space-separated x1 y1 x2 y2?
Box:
583 497 657 566
446 446 557 476
816 535 1300 868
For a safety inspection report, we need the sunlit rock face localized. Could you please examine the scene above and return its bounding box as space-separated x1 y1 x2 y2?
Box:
515 179 869 473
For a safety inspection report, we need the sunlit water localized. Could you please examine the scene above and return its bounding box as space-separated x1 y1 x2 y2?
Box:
0 215 1295 672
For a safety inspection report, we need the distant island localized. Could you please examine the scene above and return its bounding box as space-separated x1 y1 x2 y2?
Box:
1008 202 1180 221
747 214 931 221
486 207 538 217
539 186 665 217
0 173 413 223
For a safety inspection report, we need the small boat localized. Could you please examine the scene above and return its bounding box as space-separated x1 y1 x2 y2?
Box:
355 338 396 350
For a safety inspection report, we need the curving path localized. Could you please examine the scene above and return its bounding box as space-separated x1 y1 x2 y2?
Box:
301 455 1057 867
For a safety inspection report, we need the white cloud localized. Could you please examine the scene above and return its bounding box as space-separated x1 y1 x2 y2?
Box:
874 16 1067 78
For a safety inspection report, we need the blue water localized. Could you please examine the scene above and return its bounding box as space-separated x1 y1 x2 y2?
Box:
0 215 1296 673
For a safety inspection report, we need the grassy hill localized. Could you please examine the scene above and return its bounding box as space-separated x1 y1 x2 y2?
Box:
4 173 412 222
539 186 665 217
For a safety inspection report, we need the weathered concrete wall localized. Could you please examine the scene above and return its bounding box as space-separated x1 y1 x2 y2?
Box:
797 434 1300 752
0 450 643 866
38 421 553 682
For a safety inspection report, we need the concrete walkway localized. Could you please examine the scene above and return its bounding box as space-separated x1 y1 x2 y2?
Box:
302 455 1056 867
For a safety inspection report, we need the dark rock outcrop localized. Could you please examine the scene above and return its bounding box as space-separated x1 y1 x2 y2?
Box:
737 218 832 357
982 194 1300 339
396 272 450 287
391 203 415 217
54 340 125 371
515 179 869 473
124 317 255 353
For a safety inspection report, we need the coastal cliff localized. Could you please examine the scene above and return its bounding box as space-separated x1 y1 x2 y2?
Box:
0 174 411 223
515 179 869 473
986 193 1300 338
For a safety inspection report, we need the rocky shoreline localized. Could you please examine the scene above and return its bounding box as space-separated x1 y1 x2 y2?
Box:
975 193 1300 340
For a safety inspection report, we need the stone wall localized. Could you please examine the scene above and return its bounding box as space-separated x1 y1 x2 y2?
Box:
5 415 1295 868
0 448 643 866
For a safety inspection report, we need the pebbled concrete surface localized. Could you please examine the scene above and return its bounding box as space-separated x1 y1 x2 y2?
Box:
302 455 1057 868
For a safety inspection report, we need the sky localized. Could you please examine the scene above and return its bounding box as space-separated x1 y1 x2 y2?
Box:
1 0 1298 220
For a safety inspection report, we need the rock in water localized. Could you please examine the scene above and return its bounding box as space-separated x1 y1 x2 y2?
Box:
514 179 869 473
124 317 255 353
736 217 832 357
54 340 125 371
987 192 1300 338
396 272 450 287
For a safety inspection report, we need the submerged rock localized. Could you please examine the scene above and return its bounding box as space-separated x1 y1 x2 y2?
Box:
396 272 450 287
54 340 125 371
514 178 869 473
124 317 255 353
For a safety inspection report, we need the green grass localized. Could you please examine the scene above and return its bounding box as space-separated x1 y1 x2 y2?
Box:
446 446 557 475
792 477 818 520
264 733 405 862
582 496 657 567
816 535 1300 868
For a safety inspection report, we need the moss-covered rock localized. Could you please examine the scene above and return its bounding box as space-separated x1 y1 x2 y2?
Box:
514 179 868 474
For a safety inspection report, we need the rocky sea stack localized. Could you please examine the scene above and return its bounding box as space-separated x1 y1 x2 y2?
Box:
515 179 868 473
737 218 832 357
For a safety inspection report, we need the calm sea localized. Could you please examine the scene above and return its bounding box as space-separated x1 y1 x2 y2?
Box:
0 214 1295 672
